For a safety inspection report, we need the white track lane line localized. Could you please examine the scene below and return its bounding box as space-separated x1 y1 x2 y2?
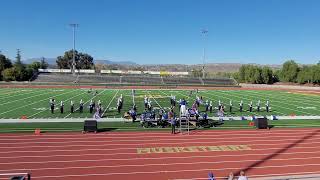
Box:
0 156 319 173
0 138 319 155
6 163 320 179
0 132 319 145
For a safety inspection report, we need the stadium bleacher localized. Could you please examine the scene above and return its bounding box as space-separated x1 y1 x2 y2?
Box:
34 73 77 83
202 77 237 85
33 72 237 86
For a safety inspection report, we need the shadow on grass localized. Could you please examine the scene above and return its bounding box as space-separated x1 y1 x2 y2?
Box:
233 129 320 176
268 125 275 129
189 119 224 130
97 128 118 133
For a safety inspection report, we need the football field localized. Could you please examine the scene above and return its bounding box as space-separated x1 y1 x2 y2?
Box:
0 87 319 119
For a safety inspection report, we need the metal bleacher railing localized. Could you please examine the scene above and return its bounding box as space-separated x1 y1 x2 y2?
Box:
33 72 238 86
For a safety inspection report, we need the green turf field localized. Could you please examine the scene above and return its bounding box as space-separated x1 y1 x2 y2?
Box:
1 120 320 133
0 87 319 119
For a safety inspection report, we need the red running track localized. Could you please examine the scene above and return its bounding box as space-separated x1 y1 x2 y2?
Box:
0 128 319 180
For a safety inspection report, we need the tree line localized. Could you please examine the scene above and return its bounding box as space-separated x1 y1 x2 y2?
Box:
0 49 48 81
1 48 320 85
56 50 94 69
0 49 94 81
234 60 320 85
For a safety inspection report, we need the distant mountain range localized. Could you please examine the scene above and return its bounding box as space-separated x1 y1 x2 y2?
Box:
23 58 283 72
95 59 137 65
24 58 137 66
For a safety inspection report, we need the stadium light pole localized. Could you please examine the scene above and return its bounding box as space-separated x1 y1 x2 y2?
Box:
201 29 208 79
69 23 79 75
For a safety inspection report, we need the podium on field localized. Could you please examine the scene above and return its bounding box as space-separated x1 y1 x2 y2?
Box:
83 120 98 133
254 118 269 129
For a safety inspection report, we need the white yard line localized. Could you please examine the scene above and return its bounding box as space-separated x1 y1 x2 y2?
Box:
0 89 78 116
0 89 59 106
222 90 314 115
250 90 320 109
131 89 135 105
0 89 24 95
147 90 163 109
0 89 44 101
101 89 119 117
28 91 88 118
63 89 107 118
203 90 287 116
205 90 260 115
201 90 261 116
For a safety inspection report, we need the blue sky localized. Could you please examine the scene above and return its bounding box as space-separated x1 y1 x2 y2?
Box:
1 0 320 64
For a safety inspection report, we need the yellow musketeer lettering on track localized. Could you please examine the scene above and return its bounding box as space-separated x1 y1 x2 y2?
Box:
137 148 151 154
137 145 252 154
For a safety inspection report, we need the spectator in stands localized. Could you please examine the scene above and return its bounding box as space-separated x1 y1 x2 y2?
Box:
238 171 248 180
228 172 235 180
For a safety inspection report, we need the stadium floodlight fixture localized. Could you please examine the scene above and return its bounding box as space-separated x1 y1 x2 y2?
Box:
69 23 79 75
201 28 208 79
